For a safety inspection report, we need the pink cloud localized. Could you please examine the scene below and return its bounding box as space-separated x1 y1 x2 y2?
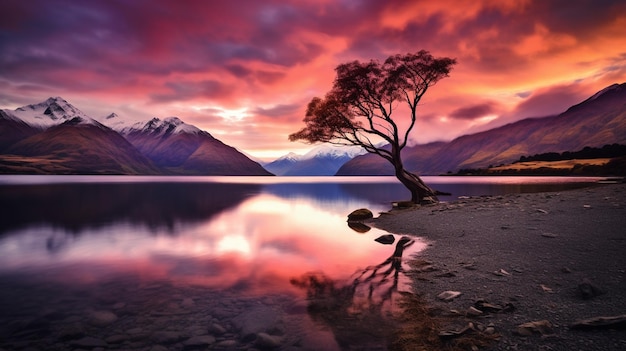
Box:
1 0 626 158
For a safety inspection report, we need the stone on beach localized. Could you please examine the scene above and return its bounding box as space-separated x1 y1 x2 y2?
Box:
374 234 395 245
255 332 282 349
89 310 118 327
183 335 216 347
347 208 373 221
437 291 462 301
514 320 554 336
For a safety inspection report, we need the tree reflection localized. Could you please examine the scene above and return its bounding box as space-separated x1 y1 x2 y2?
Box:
290 236 415 349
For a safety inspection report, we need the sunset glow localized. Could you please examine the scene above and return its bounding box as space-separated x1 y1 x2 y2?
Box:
1 0 625 160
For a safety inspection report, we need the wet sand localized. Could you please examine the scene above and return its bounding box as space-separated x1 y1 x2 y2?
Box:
370 182 626 351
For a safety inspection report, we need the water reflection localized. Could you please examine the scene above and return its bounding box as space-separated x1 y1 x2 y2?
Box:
0 182 262 235
291 236 415 349
0 176 602 350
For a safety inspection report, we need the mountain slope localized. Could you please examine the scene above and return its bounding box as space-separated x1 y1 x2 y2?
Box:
0 98 272 175
0 110 39 151
4 117 159 174
263 153 302 176
338 83 626 175
119 117 272 175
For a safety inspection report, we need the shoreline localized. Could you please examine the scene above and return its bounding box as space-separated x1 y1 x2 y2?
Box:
370 182 626 350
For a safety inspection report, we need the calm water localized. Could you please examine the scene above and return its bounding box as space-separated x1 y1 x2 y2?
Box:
0 175 603 350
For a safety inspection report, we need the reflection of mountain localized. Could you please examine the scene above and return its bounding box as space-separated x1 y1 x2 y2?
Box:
262 181 409 208
0 182 262 235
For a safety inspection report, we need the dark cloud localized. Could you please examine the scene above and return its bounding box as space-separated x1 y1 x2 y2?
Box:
449 102 498 120
253 104 301 118
511 84 590 119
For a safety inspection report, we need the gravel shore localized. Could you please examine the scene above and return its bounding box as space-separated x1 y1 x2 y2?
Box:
371 182 626 351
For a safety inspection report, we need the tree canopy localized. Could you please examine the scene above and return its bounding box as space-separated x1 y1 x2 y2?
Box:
290 51 456 203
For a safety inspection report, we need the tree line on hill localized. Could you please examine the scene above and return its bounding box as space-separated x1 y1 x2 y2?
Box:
454 144 626 176
516 143 626 163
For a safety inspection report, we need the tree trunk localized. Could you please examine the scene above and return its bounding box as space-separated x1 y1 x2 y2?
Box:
395 168 438 204
390 144 438 204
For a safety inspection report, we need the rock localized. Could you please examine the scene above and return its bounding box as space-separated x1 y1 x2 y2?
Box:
393 201 415 208
216 340 238 348
232 306 280 340
255 332 282 349
439 322 476 339
105 334 128 344
466 306 483 317
347 221 371 233
541 232 558 238
208 323 227 335
347 208 373 221
437 291 462 301
484 326 496 335
492 269 511 276
89 310 118 327
183 335 216 347
561 266 572 273
578 278 606 299
374 234 395 245
514 320 553 336
57 323 85 341
70 336 108 348
570 314 626 330
181 297 195 308
540 284 553 293
151 331 186 344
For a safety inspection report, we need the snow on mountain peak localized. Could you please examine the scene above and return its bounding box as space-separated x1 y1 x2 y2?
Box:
119 116 203 136
9 96 92 128
277 152 303 162
302 144 366 160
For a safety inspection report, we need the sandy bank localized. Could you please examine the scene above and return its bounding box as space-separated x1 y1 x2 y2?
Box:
371 182 626 351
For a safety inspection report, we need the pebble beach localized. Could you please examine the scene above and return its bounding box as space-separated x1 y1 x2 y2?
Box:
371 181 626 351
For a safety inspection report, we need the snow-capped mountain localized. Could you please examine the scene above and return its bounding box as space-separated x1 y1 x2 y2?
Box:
0 97 272 176
264 144 366 176
107 115 204 136
8 96 96 128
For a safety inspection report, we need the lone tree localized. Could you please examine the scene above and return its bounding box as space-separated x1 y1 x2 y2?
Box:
289 50 456 203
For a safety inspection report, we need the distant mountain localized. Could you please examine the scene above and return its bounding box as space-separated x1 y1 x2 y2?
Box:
115 116 271 175
337 82 626 175
4 117 159 174
263 152 303 176
265 144 365 176
0 97 272 175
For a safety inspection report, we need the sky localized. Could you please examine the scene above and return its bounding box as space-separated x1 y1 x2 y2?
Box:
1 0 626 160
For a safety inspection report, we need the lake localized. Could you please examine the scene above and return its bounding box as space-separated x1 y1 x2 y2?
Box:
0 175 604 350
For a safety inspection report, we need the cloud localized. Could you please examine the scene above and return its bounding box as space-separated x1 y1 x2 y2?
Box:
510 83 590 119
253 104 301 118
150 80 234 103
449 102 499 120
2 0 626 158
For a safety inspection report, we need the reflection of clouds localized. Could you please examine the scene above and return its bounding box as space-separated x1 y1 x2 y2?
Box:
0 187 425 297
216 235 251 255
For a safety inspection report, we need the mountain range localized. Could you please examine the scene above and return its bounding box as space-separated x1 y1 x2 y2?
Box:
264 144 366 176
0 97 271 175
337 82 626 175
2 83 625 176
